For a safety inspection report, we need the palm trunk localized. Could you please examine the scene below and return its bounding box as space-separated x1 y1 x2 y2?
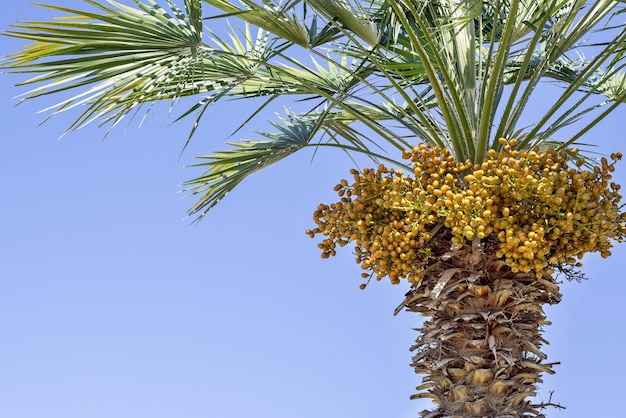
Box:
395 228 562 418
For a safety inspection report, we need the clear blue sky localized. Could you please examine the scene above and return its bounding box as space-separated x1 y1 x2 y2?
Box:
1 2 624 417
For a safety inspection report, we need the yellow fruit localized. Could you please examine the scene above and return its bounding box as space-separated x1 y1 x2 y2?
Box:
309 142 625 283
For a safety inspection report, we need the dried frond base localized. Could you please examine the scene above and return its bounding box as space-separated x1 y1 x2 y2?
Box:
396 228 562 417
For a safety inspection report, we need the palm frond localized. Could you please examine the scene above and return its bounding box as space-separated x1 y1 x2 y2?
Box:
202 0 312 47
183 102 419 219
4 0 626 218
183 109 317 218
304 0 380 47
3 0 205 133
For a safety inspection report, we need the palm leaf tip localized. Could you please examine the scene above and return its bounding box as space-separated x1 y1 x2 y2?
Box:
183 111 319 219
1 0 205 132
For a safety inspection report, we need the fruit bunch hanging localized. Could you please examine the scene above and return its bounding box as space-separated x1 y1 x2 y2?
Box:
307 139 626 284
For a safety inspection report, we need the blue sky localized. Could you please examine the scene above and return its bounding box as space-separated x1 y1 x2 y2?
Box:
1 2 625 417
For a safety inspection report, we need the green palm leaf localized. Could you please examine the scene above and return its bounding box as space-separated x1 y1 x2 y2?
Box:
183 104 419 219
202 0 313 47
4 0 206 132
183 109 320 218
3 0 626 220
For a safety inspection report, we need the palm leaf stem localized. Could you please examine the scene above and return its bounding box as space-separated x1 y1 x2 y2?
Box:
560 89 626 149
270 18 443 152
555 0 621 56
494 0 560 144
476 0 521 161
266 55 411 153
529 62 625 145
297 141 413 169
416 2 477 160
524 26 626 145
388 0 470 161
295 0 445 149
532 98 611 148
476 3 499 150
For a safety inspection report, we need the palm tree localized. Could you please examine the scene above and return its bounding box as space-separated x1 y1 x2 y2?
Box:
3 0 626 416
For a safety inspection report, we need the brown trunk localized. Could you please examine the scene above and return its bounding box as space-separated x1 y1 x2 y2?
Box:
395 228 562 418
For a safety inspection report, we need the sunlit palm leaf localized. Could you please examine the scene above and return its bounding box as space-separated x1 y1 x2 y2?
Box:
3 0 626 219
4 0 206 132
202 0 313 46
304 0 380 47
183 103 420 219
183 110 318 218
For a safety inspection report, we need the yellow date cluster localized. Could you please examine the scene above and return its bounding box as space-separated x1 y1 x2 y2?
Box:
307 139 626 283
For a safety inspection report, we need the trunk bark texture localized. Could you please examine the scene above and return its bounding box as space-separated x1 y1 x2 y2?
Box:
395 228 562 417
